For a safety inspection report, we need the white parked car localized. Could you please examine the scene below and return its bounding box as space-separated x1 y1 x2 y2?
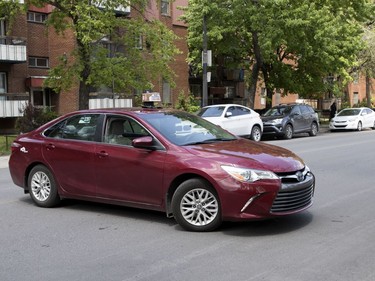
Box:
329 107 375 131
197 104 263 141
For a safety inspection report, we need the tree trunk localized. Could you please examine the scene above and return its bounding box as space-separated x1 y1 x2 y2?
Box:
77 41 91 110
247 62 259 109
366 74 372 108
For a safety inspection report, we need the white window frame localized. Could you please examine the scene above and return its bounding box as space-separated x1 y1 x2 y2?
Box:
29 57 49 68
27 12 47 23
161 0 170 16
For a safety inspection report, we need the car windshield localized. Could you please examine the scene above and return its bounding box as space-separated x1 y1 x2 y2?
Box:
263 106 292 117
139 111 236 145
337 109 361 116
197 106 225 117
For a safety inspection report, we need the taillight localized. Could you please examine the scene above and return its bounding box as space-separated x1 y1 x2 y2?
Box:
11 142 22 153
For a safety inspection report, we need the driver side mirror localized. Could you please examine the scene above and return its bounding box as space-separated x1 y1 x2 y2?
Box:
132 136 158 150
225 112 233 118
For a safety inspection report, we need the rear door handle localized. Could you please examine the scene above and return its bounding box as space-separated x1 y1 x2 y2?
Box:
45 143 56 150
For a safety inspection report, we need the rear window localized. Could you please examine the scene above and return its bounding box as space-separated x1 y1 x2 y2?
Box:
197 106 225 117
44 114 100 141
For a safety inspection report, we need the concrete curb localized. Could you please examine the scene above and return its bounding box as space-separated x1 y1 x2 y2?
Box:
0 155 10 169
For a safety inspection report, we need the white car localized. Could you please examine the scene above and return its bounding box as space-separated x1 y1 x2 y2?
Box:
197 104 263 141
329 107 375 131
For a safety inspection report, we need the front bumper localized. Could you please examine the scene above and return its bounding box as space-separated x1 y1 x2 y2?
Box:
329 120 358 130
262 124 285 136
218 167 315 221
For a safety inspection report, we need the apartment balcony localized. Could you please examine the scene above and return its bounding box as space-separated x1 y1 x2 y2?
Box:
0 36 27 63
0 93 29 118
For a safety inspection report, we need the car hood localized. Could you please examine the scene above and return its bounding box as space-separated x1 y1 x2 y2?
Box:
332 115 358 121
261 115 284 122
185 138 304 173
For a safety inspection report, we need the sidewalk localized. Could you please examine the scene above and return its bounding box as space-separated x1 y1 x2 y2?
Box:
0 155 10 169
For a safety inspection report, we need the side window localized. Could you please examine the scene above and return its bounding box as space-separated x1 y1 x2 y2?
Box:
291 106 301 115
45 114 99 141
105 117 149 146
300 105 310 114
227 106 235 116
234 106 250 116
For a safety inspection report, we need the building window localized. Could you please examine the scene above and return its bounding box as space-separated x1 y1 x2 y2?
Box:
27 12 47 23
0 72 7 93
352 92 359 105
353 72 359 84
29 57 49 68
162 79 171 104
161 0 170 16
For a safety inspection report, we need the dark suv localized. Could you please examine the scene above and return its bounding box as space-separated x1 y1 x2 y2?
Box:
261 103 319 139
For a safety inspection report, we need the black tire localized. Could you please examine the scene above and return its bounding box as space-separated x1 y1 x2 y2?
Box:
309 122 318 136
171 178 221 232
28 165 60 207
250 125 262 142
283 124 293 139
372 121 375 130
357 121 362 132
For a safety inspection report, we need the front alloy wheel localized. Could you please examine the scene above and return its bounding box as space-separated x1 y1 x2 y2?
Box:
357 121 362 131
284 124 293 139
172 179 221 231
309 122 318 136
28 165 60 207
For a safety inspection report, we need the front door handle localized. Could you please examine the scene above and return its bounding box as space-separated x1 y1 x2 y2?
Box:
97 151 109 158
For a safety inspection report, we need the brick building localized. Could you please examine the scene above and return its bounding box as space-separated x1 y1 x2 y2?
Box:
0 1 190 133
0 1 373 134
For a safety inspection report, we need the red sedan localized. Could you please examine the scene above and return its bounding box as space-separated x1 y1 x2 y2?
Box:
9 108 315 231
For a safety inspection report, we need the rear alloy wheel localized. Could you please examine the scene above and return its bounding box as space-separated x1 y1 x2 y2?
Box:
172 178 221 232
357 121 362 132
250 125 262 142
309 122 318 136
284 124 293 139
28 165 60 208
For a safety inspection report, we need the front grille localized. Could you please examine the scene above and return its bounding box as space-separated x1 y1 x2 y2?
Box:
271 168 314 213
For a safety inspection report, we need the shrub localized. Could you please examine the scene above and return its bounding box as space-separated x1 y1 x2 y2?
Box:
16 104 59 133
175 91 200 113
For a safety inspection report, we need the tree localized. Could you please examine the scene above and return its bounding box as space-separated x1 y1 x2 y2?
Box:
183 0 374 108
355 23 375 107
3 0 180 109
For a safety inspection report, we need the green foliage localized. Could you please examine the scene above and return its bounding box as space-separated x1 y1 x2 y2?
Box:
175 91 201 113
184 0 375 104
5 0 180 109
354 98 374 108
15 104 59 133
0 135 17 156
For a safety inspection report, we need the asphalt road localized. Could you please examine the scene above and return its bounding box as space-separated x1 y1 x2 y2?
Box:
1 129 375 281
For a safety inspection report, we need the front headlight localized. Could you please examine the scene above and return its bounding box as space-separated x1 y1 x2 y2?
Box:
270 118 283 125
221 165 279 183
